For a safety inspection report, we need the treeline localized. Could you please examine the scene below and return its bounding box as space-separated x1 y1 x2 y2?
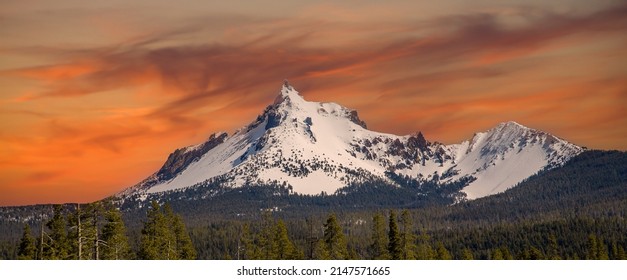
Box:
2 150 626 260
188 211 626 260
14 200 196 260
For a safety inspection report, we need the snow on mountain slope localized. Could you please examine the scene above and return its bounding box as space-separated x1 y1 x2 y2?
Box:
120 81 584 200
450 122 583 199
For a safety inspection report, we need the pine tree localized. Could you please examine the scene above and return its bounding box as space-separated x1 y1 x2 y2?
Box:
415 230 434 260
491 248 504 260
139 201 175 259
43 205 68 259
501 246 513 260
460 248 474 260
617 246 626 260
387 210 401 260
435 242 452 260
100 204 131 260
528 246 544 260
313 239 330 260
164 204 196 260
240 223 255 260
369 212 389 260
17 224 36 260
548 234 561 260
596 236 609 260
322 213 348 260
400 210 416 260
256 212 277 259
273 220 297 260
610 241 619 260
587 234 598 260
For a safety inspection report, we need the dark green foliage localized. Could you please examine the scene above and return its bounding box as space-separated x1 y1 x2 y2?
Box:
500 247 513 260
322 213 348 259
460 248 474 260
273 220 300 259
139 201 171 259
139 201 196 260
547 234 560 260
415 231 435 260
387 210 401 260
490 248 503 260
596 236 609 260
253 212 276 259
400 210 416 260
239 224 254 260
587 234 599 260
44 205 68 260
369 212 389 260
0 150 626 260
17 224 36 260
101 204 132 260
165 205 196 260
435 242 452 260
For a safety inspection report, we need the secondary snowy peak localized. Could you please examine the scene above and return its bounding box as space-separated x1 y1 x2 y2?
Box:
456 121 583 199
120 82 583 200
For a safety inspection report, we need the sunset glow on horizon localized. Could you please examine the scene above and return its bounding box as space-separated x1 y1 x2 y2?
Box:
1 1 626 206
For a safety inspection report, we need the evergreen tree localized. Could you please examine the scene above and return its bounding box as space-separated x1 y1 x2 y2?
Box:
322 213 348 259
256 212 277 259
369 212 389 260
139 201 176 259
617 246 626 260
491 248 504 260
387 210 402 260
610 241 619 260
548 234 561 260
43 205 68 259
399 210 417 260
587 234 598 260
17 224 36 260
501 246 513 260
313 239 330 260
528 246 544 260
100 204 131 260
415 230 434 260
435 242 452 260
460 248 474 260
239 223 255 260
273 219 298 260
596 236 609 260
165 204 196 260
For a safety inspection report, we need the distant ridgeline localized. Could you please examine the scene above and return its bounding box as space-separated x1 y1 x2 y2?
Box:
0 150 625 260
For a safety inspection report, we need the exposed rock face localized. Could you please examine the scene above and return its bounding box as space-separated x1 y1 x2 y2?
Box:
348 110 368 129
157 132 228 181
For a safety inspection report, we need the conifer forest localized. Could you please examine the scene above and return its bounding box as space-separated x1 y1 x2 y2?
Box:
1 150 625 260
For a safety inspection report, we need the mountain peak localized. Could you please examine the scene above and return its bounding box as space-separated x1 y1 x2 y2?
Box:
498 121 527 130
121 85 582 201
274 79 304 105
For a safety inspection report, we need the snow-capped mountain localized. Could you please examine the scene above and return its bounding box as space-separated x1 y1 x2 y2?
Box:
119 81 584 200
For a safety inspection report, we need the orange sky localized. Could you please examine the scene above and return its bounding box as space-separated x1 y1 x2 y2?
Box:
1 1 626 206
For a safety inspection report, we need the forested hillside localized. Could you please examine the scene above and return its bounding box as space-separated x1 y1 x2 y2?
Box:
1 150 625 259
